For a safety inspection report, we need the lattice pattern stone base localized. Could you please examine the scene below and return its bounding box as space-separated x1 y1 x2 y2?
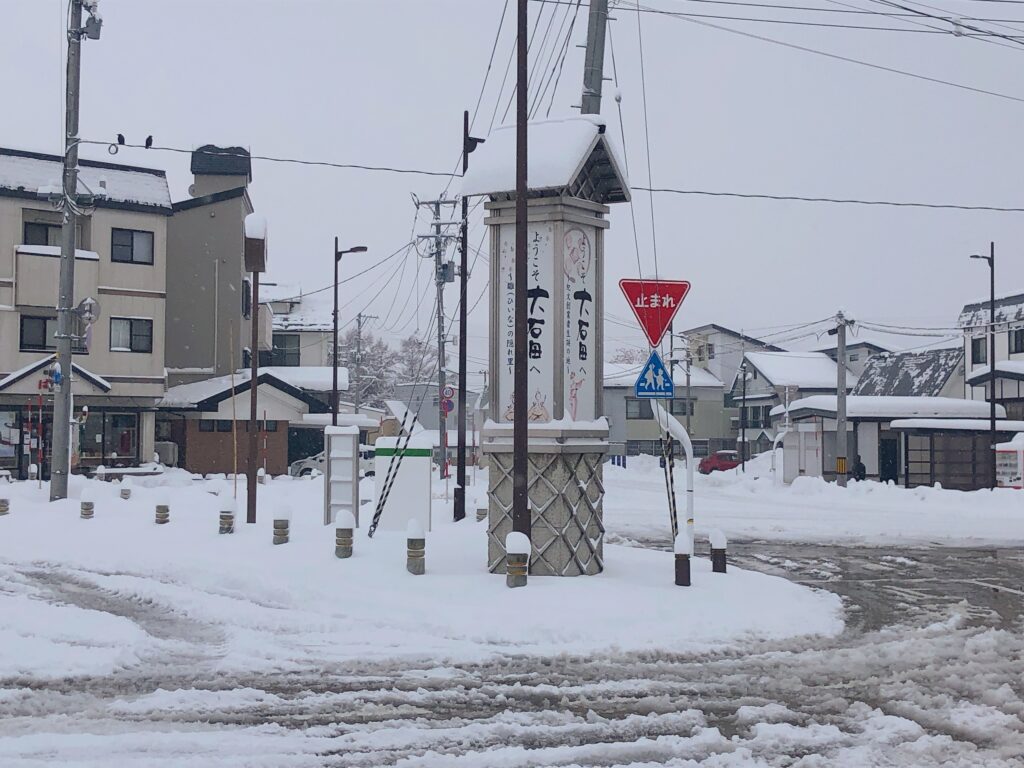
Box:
487 450 604 576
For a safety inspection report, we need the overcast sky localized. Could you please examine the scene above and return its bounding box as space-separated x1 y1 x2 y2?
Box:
6 0 1024 366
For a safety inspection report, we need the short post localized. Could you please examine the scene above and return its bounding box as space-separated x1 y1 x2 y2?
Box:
0 496 8 516
95 465 106 482
219 496 235 534
710 528 727 574
155 490 170 525
120 476 132 500
674 532 692 587
505 531 530 588
257 467 267 485
476 506 487 523
335 509 355 559
406 519 425 575
273 505 291 545
80 488 94 520
28 463 38 482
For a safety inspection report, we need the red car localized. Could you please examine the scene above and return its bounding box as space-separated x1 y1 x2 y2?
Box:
699 450 741 474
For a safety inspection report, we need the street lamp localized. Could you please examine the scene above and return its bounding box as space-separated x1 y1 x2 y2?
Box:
970 242 997 490
739 360 748 473
333 240 368 426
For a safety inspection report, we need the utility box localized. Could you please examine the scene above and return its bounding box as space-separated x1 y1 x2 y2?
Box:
324 426 359 526
373 434 432 532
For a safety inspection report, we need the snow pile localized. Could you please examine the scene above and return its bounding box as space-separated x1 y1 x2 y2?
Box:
0 474 842 679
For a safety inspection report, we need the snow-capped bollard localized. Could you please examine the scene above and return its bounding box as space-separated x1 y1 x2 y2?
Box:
120 477 133 500
95 465 106 482
273 506 291 545
335 509 355 559
28 463 38 481
154 490 170 525
218 496 235 534
505 532 530 589
476 506 487 523
80 488 94 520
257 467 267 485
0 496 8 516
710 528 728 574
674 532 692 587
406 519 425 575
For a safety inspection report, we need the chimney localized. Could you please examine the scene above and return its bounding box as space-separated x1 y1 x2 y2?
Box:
188 144 252 197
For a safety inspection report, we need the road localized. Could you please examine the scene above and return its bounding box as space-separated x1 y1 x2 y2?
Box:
1 542 1022 766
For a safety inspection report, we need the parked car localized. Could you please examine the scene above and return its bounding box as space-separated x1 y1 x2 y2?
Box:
289 447 376 478
698 450 741 474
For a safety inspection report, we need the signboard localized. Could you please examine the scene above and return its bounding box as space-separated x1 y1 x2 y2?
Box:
563 225 597 420
634 350 674 399
440 398 454 415
497 222 555 422
619 279 691 348
441 385 455 400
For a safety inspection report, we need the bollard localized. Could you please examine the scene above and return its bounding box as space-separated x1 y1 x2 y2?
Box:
28 463 38 482
95 465 106 482
406 519 425 575
0 497 8 516
505 531 530 588
155 490 170 525
120 477 133 500
476 507 487 523
674 532 692 587
710 528 728 574
80 488 94 520
257 467 267 485
218 496 235 534
335 509 355 558
273 505 291 545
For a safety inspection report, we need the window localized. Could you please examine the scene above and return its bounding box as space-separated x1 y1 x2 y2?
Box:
263 420 278 432
110 228 154 264
971 336 988 365
217 420 233 432
270 333 300 366
198 420 215 432
242 278 252 319
23 221 61 246
626 398 653 419
1011 329 1024 355
706 343 715 360
105 413 138 461
671 399 694 416
849 353 860 362
110 318 153 353
20 316 57 351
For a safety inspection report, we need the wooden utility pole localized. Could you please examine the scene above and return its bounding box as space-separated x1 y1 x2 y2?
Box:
247 272 259 523
835 311 849 488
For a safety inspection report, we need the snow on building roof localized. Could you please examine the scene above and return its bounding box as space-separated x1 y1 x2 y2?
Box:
890 418 1024 432
771 395 1003 420
16 244 99 261
261 281 301 304
461 116 629 203
256 366 347 392
159 368 344 409
301 412 381 429
0 148 172 213
744 351 851 389
680 324 787 352
958 290 1024 330
603 361 722 388
965 360 1024 385
853 348 964 397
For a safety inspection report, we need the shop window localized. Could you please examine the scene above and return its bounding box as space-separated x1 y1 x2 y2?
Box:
0 410 18 469
104 413 138 463
199 420 215 432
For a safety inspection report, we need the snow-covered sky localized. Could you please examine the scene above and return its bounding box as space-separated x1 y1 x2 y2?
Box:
6 0 1024 363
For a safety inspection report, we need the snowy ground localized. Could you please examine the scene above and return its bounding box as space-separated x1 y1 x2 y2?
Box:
0 461 1021 765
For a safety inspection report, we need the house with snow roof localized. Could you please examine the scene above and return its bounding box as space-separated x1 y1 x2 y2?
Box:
814 339 890 378
0 146 173 479
853 348 964 399
958 289 1024 421
260 281 336 368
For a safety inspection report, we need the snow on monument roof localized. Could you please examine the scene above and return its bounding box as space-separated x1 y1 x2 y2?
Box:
771 395 1002 420
461 116 629 203
0 148 172 212
744 351 850 389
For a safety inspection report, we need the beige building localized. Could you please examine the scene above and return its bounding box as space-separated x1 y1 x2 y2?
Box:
0 147 172 478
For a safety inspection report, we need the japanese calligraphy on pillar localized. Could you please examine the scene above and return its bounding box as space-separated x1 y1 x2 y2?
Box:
563 226 597 421
497 222 554 423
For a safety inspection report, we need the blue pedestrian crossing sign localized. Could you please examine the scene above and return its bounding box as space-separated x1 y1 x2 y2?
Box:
634 350 674 399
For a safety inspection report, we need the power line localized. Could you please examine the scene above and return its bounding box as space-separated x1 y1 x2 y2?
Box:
631 186 1024 211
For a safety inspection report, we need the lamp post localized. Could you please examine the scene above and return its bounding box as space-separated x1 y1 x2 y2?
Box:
739 360 748 473
970 242 997 490
332 240 368 426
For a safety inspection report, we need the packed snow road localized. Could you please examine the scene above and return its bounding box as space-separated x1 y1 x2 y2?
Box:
1 543 1021 767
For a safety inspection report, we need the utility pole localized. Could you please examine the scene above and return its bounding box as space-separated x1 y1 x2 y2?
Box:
51 0 101 501
685 343 692 435
456 110 484 523
834 311 852 487
353 312 378 414
415 196 458 479
580 0 610 114
969 243 997 489
513 0 530 539
740 360 747 473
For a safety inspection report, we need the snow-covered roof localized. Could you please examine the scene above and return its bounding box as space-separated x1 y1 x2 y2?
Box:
958 290 1024 330
603 361 722 388
0 148 172 213
461 116 629 203
853 348 963 397
772 395 1003 420
159 369 341 409
890 418 1024 432
0 355 110 393
743 351 852 389
261 281 301 304
256 366 347 392
965 360 1024 385
301 412 381 429
159 374 245 408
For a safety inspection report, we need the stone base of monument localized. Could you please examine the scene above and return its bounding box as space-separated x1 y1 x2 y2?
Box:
483 422 607 577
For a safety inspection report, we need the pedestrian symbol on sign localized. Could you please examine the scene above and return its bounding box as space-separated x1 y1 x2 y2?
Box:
634 350 674 399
